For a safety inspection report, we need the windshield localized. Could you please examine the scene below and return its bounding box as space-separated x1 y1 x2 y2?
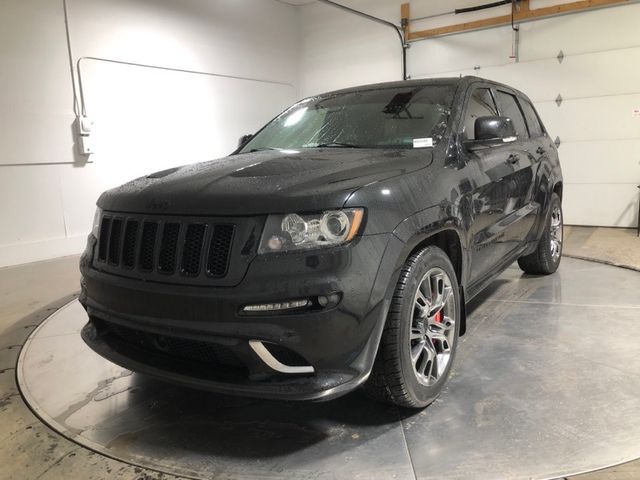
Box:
240 84 454 152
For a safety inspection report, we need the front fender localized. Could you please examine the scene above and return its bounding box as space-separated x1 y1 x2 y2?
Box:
392 204 469 284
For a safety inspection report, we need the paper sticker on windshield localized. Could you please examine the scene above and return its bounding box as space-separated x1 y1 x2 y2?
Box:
413 138 433 148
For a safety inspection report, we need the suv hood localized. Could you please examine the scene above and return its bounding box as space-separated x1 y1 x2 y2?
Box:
98 148 431 216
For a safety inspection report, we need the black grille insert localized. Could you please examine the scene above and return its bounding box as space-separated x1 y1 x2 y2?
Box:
139 222 158 271
98 217 111 261
181 223 206 276
122 220 139 268
207 225 234 277
158 223 181 274
108 218 123 265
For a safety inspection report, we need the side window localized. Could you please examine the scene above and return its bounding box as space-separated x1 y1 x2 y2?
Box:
462 88 497 140
495 91 528 138
519 99 544 137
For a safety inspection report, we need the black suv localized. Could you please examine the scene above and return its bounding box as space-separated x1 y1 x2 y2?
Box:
80 76 563 408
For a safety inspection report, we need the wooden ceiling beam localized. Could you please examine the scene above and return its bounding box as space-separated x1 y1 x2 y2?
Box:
401 2 410 41
404 0 633 41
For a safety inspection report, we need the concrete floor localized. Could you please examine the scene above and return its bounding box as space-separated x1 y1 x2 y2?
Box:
1 227 639 480
0 255 81 333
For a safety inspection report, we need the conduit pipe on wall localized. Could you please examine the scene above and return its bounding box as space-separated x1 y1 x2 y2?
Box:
410 0 512 21
316 0 408 80
75 57 295 118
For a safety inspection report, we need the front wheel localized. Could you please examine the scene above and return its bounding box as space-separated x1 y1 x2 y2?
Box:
518 192 563 275
364 246 460 408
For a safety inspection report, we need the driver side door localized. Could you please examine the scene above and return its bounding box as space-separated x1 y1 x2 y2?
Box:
459 86 521 285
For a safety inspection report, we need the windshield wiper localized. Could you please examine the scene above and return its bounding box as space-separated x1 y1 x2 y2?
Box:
249 147 281 152
313 142 364 148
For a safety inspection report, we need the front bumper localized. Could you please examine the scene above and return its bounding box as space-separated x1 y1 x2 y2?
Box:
79 232 403 401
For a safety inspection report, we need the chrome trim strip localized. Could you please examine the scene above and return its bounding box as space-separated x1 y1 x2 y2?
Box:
249 340 314 374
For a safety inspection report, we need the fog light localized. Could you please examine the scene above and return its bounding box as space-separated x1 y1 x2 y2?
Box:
243 299 309 312
317 293 341 308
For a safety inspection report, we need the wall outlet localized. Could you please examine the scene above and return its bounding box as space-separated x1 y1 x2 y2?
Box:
79 134 94 155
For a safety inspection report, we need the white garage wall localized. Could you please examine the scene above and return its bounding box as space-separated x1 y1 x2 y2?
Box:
2 0 638 268
0 0 299 267
299 0 640 228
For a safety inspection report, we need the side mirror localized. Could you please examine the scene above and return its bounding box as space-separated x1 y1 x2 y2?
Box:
237 134 253 149
474 116 516 143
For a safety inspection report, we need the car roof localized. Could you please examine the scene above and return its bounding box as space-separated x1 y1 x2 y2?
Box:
314 76 528 100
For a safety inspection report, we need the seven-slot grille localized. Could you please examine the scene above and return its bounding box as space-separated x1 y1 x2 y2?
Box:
95 213 235 281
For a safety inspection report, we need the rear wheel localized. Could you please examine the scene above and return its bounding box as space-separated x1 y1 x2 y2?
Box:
518 193 563 275
364 246 460 408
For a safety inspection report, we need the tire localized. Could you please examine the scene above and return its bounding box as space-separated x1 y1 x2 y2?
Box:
518 193 563 275
364 246 461 409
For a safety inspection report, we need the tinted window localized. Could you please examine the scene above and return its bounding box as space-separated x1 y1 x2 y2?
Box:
240 85 454 151
462 88 497 140
520 99 544 137
495 91 528 138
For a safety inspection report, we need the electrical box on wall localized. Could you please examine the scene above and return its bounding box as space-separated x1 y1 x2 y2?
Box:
79 134 95 155
74 115 95 156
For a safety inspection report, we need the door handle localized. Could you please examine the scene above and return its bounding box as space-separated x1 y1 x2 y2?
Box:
507 154 519 164
536 146 546 155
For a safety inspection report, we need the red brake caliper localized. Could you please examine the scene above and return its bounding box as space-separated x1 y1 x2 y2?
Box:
434 310 442 323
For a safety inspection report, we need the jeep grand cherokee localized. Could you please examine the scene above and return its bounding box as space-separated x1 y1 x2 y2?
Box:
79 76 563 408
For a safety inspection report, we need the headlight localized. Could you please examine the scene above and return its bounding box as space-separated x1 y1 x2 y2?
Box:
91 207 102 238
258 208 364 254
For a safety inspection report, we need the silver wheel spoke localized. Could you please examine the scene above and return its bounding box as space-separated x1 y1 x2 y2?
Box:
428 316 454 337
414 288 430 318
411 340 426 364
430 285 453 316
426 343 437 380
410 326 425 340
417 341 436 378
429 333 451 353
417 350 430 376
436 352 448 377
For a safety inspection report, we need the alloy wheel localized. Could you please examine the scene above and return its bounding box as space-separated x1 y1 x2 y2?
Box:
410 268 456 386
550 205 563 261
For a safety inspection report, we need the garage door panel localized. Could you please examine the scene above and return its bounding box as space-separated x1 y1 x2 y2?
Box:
535 94 640 142
519 3 640 60
451 48 640 103
563 183 638 227
558 140 640 184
